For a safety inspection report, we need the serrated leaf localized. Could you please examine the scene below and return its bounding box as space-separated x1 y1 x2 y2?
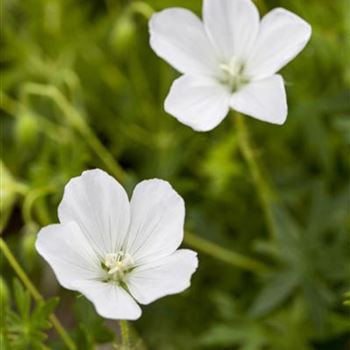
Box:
250 271 299 316
5 280 60 349
32 298 59 329
12 279 31 320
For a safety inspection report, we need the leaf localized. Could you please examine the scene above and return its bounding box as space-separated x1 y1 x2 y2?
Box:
4 279 59 349
13 279 31 320
201 324 266 349
31 298 59 330
250 271 299 316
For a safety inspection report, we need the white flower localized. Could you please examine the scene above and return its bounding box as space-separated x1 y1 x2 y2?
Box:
36 169 198 320
149 0 311 131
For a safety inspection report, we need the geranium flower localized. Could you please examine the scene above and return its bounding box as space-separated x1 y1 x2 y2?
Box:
36 169 198 320
149 0 311 131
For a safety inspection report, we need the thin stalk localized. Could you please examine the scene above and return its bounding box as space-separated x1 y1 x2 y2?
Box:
20 83 124 182
184 231 268 274
0 238 76 350
0 92 69 143
120 320 130 350
234 112 277 239
22 186 55 225
128 1 154 20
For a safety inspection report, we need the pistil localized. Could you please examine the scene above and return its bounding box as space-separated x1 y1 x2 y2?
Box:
219 57 248 92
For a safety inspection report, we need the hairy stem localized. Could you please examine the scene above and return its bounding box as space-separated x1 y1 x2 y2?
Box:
120 320 130 350
234 112 277 239
0 238 76 350
20 83 124 182
128 1 154 19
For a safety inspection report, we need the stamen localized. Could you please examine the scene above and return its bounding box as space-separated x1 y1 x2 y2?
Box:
102 251 134 283
219 57 248 92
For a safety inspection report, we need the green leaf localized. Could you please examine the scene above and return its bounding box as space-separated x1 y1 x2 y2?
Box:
250 270 299 316
201 324 266 349
13 279 31 320
4 279 59 349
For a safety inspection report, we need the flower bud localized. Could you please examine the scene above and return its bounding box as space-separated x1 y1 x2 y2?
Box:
110 14 136 56
15 113 39 149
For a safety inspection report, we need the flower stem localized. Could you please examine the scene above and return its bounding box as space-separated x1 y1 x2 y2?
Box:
184 231 268 274
120 320 130 350
22 186 56 225
20 83 125 182
128 1 154 19
0 238 76 350
234 112 277 240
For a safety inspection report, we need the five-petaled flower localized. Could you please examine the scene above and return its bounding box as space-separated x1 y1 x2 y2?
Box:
36 169 198 320
149 0 312 131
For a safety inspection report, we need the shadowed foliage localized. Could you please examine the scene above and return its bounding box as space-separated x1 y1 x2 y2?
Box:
1 0 349 349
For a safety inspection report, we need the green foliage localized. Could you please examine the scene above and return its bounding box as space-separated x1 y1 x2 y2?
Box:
1 279 58 349
72 297 115 349
344 291 350 306
252 184 350 324
1 0 349 349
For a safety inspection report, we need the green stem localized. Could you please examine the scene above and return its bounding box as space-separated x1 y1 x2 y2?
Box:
184 231 268 274
128 1 154 20
22 186 55 225
20 83 124 182
0 238 76 350
120 320 130 349
234 112 276 239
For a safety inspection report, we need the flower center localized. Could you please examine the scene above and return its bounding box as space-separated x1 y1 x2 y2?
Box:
219 57 248 92
102 251 134 283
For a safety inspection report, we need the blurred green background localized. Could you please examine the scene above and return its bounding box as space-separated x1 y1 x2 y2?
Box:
1 0 350 349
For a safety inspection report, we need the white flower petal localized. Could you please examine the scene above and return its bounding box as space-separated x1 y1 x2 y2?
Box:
127 249 198 305
203 0 259 60
246 8 312 79
149 8 219 77
165 75 231 132
58 169 130 259
124 179 185 264
36 222 101 290
72 281 141 320
230 75 287 124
